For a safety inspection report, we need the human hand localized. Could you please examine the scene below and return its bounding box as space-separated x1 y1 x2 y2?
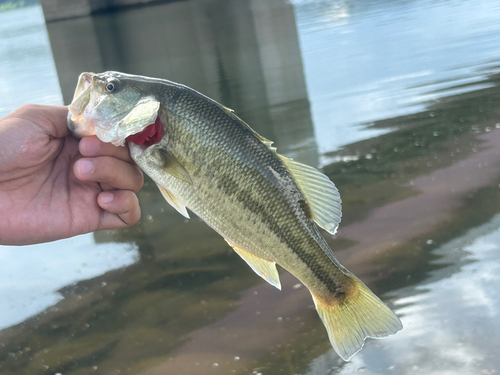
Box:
0 104 143 245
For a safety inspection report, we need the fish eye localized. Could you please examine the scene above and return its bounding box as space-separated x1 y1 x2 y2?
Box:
105 79 120 93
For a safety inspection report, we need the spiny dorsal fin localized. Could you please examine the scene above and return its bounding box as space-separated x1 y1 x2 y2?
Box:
220 104 341 233
278 154 342 235
225 239 281 290
220 105 276 151
156 183 190 219
158 148 193 185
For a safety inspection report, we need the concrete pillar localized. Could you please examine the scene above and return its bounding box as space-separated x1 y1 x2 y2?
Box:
43 0 318 165
40 0 92 21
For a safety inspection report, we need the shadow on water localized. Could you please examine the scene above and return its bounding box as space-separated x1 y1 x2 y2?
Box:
2 0 500 374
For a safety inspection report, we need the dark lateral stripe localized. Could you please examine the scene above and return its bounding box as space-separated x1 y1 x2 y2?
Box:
216 171 342 296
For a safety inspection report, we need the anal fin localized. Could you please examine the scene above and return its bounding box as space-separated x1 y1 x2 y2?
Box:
225 240 281 290
156 183 190 219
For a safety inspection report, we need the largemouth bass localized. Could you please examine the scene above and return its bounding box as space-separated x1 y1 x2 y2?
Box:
68 71 402 360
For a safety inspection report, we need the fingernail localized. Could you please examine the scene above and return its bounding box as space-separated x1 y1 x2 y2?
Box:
101 192 114 203
77 159 93 175
82 138 99 154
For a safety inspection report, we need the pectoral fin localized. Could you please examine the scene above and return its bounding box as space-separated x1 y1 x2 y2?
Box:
225 240 281 290
156 183 190 219
158 148 193 185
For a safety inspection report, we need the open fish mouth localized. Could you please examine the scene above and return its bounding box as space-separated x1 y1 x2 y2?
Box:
67 73 94 138
67 108 160 147
67 72 162 147
69 73 92 116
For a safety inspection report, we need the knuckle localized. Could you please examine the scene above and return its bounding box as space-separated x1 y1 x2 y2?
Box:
96 141 114 154
122 193 141 225
122 191 134 205
100 142 131 160
80 136 100 153
129 209 141 225
92 157 142 191
132 204 142 225
16 103 40 117
129 192 140 209
101 156 117 170
133 167 144 191
19 103 38 112
93 156 115 178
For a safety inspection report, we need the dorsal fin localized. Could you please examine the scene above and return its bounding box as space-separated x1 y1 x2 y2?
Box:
221 105 276 152
278 154 342 235
220 105 341 234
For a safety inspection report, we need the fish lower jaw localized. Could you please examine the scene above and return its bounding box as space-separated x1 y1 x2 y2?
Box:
67 113 96 139
128 142 147 158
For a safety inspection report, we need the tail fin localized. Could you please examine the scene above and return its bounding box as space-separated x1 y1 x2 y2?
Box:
311 276 402 361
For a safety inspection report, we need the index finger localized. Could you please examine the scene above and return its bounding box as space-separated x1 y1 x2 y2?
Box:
79 135 134 163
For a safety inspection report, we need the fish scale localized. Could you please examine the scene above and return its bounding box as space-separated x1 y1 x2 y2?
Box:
68 71 402 361
147 101 335 289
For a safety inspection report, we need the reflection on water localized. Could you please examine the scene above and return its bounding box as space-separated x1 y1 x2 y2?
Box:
1 0 500 374
48 0 319 166
0 5 61 116
0 235 138 330
293 0 500 156
329 216 500 375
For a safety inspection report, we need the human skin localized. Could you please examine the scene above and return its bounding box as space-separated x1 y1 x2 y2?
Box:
0 104 144 245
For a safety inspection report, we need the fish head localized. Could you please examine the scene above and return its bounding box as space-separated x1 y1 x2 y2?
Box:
68 71 161 147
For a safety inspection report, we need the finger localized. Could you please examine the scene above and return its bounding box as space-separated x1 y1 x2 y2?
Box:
74 156 144 193
79 136 134 163
11 104 69 139
98 190 141 229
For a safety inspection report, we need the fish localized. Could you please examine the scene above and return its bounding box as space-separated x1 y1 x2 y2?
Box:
68 71 402 361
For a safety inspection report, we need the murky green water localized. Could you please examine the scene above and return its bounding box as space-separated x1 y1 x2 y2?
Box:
1 0 500 374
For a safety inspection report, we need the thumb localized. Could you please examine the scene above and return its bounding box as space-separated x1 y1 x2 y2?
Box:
10 104 69 139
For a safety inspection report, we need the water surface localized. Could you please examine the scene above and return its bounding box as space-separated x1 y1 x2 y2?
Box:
1 1 500 374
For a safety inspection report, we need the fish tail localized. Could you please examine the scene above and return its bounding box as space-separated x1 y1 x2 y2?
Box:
311 275 402 361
